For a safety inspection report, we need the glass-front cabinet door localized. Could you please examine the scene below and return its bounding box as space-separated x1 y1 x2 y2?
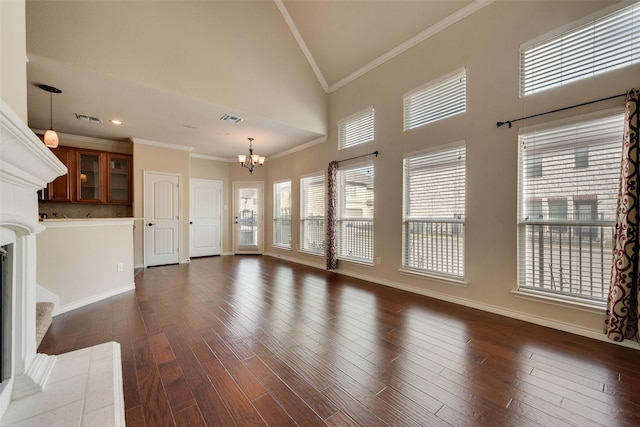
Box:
77 151 102 202
107 154 131 203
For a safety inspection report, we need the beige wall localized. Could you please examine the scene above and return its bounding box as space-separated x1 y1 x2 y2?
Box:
1 0 27 121
260 1 640 338
133 142 191 266
36 220 134 310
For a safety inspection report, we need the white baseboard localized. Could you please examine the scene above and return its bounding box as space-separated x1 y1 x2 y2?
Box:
264 252 325 270
134 264 144 269
55 283 136 316
333 268 640 350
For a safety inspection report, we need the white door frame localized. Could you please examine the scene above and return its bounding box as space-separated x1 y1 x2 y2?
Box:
232 181 264 254
143 170 182 267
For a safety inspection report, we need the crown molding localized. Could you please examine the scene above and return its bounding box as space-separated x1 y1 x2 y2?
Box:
268 136 327 160
131 137 193 152
190 153 231 162
328 0 494 93
275 0 329 92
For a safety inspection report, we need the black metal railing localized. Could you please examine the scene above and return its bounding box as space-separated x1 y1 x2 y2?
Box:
403 220 464 277
338 219 374 262
520 223 615 301
274 217 291 247
301 218 325 253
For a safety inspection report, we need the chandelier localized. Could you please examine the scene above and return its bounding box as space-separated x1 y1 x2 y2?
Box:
238 137 265 174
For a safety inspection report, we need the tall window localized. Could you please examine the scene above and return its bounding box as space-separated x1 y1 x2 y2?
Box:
402 143 466 278
338 107 374 150
273 180 291 249
520 2 640 96
338 163 374 263
518 112 624 303
403 68 466 131
300 173 325 255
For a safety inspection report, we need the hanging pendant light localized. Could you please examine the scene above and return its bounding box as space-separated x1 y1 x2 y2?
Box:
237 137 265 174
39 84 62 148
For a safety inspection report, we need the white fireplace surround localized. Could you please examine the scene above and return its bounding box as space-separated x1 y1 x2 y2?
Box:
0 99 124 425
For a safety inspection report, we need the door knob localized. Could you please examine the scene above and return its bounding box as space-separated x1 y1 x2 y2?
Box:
147 222 156 226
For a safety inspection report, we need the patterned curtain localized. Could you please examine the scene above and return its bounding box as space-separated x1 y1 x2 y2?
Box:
326 161 339 270
606 89 640 342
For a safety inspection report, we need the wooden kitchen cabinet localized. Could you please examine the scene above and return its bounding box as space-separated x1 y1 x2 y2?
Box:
106 153 132 204
46 146 73 202
76 150 103 203
45 145 132 204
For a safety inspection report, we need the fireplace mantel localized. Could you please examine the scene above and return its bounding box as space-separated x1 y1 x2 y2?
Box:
0 99 124 426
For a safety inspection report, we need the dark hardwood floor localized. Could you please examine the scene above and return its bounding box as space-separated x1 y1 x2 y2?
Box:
39 255 640 426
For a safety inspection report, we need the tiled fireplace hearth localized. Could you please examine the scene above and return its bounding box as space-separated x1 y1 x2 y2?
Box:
0 100 125 425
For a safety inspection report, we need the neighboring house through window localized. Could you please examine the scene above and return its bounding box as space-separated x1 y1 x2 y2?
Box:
517 112 624 303
337 162 374 264
300 173 325 255
273 180 291 249
402 142 466 278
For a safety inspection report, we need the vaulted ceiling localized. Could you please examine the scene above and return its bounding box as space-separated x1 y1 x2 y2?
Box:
25 0 490 159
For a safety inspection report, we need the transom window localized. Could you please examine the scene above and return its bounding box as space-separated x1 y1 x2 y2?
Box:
402 142 466 278
337 162 374 263
518 112 624 303
273 180 291 249
403 68 466 131
300 173 325 255
520 2 640 96
338 107 374 150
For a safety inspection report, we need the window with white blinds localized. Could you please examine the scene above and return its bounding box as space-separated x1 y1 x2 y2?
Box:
518 112 624 303
300 173 325 255
337 162 374 263
520 2 640 96
273 180 291 249
403 68 466 131
338 107 374 150
402 143 466 278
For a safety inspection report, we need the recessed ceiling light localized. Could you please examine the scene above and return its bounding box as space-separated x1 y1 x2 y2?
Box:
110 119 123 125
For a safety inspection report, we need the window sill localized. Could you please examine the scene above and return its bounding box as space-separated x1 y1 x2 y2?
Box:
398 268 467 287
272 245 292 251
512 288 606 314
299 249 324 257
338 257 375 268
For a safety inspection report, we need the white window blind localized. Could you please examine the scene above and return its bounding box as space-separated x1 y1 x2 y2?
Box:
338 163 374 263
300 174 325 255
520 2 640 96
402 143 466 277
518 112 624 303
403 68 466 131
273 180 291 248
338 107 374 150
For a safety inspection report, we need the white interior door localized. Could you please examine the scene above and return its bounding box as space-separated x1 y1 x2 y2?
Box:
189 179 222 257
144 171 180 266
233 181 263 254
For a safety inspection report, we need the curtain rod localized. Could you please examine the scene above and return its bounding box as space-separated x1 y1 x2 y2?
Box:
496 91 629 128
335 150 379 165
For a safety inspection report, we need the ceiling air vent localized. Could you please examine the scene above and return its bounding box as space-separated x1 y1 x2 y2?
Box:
75 113 103 124
220 114 244 124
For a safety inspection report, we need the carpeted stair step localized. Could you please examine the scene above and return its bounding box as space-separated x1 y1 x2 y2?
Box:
35 302 54 349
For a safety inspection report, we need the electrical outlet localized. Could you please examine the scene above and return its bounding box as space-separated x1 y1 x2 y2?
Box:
117 262 124 272
376 257 381 265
